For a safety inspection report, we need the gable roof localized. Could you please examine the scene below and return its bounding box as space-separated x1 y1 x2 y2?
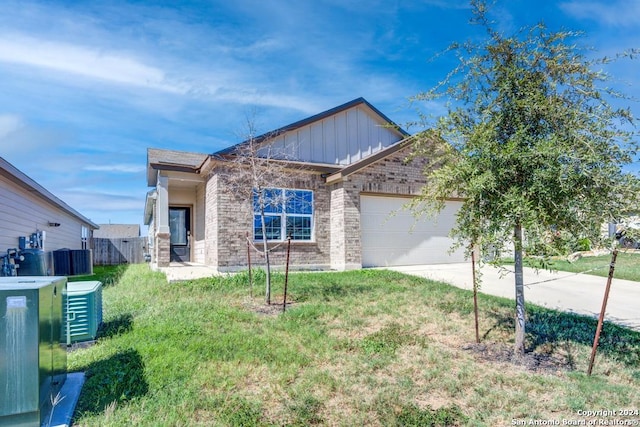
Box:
213 97 410 157
146 98 417 188
0 156 99 229
93 224 141 238
147 148 208 186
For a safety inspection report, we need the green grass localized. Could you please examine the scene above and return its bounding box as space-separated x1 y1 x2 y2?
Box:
501 251 640 282
67 264 640 426
530 252 640 282
67 264 129 285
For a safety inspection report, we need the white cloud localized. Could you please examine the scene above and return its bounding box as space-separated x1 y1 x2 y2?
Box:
0 114 24 140
0 34 187 93
83 164 146 173
560 1 640 26
210 88 323 115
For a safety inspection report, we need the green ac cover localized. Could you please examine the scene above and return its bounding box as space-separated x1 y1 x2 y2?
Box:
64 280 103 344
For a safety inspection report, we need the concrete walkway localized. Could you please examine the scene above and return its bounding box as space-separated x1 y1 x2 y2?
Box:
157 262 221 282
386 263 640 331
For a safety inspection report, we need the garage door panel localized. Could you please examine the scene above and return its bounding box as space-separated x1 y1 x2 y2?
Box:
360 196 466 267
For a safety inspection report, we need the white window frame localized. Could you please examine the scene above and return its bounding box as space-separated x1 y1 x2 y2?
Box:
253 188 314 242
81 226 89 250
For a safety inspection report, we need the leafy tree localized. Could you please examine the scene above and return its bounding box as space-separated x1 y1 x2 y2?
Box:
410 0 639 357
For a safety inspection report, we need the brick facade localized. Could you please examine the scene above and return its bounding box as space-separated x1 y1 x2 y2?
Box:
349 148 429 196
155 232 171 267
210 167 332 271
327 145 429 270
204 173 219 267
147 143 432 271
197 144 431 271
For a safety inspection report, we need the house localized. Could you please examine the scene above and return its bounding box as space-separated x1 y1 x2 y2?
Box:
0 156 99 254
93 224 141 239
144 97 466 271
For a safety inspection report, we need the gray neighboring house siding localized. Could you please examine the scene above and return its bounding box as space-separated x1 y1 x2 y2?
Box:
145 98 459 271
0 156 98 252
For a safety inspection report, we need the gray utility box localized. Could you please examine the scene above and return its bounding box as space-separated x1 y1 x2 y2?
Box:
64 280 103 344
0 276 67 427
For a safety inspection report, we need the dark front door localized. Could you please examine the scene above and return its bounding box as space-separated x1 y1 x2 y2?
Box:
169 207 191 262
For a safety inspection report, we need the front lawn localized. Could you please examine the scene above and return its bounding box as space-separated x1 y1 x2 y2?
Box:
68 264 640 426
528 251 640 282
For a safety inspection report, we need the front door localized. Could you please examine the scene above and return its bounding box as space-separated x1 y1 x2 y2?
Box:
169 207 191 262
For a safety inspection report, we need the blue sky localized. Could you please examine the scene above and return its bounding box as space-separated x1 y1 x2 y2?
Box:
0 0 638 232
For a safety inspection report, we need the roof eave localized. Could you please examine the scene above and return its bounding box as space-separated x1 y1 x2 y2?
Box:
325 136 416 184
143 190 156 226
0 157 99 229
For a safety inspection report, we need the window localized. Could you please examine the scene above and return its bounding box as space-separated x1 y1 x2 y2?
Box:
81 226 88 250
253 188 313 241
169 208 189 245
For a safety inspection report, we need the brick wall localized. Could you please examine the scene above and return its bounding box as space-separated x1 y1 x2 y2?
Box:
204 173 219 266
349 148 428 196
328 145 430 270
201 144 430 271
208 167 332 271
329 182 362 270
156 232 170 267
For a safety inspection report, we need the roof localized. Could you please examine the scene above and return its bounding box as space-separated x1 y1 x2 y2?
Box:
93 224 141 238
213 97 410 156
145 98 416 189
147 148 208 186
325 136 415 184
0 156 99 229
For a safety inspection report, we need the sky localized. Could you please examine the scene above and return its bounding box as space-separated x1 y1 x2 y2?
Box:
0 0 638 234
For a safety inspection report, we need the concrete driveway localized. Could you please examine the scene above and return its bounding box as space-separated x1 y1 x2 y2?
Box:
386 263 640 331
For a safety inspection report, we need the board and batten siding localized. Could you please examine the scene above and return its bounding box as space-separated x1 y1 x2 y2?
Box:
0 173 87 251
263 105 402 165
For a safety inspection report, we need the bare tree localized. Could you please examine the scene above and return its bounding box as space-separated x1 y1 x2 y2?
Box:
213 114 309 304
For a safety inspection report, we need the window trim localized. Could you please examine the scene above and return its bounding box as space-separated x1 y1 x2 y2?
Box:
253 188 314 242
81 226 89 250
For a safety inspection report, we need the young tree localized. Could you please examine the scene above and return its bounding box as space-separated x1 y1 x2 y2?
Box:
215 114 308 305
411 0 639 357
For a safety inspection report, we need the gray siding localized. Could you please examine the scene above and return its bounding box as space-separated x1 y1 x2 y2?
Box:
260 105 402 165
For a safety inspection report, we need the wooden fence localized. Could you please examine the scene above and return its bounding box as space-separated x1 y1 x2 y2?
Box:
92 237 147 265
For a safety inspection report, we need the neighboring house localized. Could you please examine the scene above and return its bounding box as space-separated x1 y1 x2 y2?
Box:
145 97 466 271
0 156 99 253
94 224 141 239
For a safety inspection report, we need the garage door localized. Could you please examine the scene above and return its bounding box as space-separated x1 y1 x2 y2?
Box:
360 195 467 267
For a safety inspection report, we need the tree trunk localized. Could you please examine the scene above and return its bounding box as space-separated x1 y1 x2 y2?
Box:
259 205 272 305
513 222 526 357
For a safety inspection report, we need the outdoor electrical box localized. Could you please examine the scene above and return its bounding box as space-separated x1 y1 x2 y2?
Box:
0 276 67 427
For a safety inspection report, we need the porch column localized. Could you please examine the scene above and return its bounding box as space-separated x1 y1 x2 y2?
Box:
156 172 171 267
330 182 362 271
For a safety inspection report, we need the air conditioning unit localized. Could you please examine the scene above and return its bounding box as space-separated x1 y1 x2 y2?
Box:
64 281 103 344
53 249 93 276
0 276 67 427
